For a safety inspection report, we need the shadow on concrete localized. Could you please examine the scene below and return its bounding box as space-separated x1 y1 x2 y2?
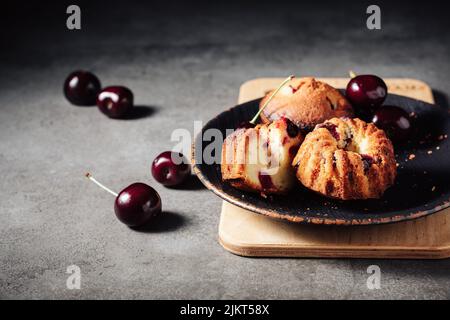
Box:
131 211 187 233
121 105 159 120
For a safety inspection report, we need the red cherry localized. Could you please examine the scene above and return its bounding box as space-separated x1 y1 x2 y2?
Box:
360 154 374 173
97 86 134 118
372 105 412 142
152 151 191 187
284 118 299 137
258 172 274 190
114 183 161 227
64 70 101 106
317 122 340 140
85 173 161 227
346 74 387 117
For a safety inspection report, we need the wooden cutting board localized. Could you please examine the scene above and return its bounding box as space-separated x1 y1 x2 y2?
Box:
218 77 450 259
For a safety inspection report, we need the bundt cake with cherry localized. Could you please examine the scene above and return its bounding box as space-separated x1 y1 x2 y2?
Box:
259 77 354 132
221 118 304 195
292 117 396 200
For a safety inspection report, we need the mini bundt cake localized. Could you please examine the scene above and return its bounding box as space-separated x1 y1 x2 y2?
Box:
221 118 304 195
259 77 354 132
292 117 396 200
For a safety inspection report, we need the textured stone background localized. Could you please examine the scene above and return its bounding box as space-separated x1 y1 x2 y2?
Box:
1 0 450 299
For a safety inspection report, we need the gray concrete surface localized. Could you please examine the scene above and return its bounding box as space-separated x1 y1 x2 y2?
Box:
1 1 450 299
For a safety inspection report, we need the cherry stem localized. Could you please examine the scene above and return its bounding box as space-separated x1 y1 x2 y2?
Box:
349 70 357 78
85 173 118 197
250 75 295 125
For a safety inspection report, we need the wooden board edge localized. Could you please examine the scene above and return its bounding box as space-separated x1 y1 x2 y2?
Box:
218 233 450 259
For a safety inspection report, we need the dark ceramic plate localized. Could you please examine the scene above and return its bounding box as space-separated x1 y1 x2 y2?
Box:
193 93 450 225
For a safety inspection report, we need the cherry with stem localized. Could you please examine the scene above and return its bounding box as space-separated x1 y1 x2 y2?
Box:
249 75 295 125
237 75 295 129
85 172 118 196
85 173 162 227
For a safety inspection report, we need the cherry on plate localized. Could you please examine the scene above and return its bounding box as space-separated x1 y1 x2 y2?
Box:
152 151 191 187
97 86 134 118
284 118 299 137
346 74 388 115
372 105 412 142
64 70 101 106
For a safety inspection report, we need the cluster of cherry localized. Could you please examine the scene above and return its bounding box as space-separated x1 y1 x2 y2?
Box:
64 70 191 228
346 73 411 143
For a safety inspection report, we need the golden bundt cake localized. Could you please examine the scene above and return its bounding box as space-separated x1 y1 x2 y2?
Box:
260 77 354 131
221 118 304 195
292 117 396 200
